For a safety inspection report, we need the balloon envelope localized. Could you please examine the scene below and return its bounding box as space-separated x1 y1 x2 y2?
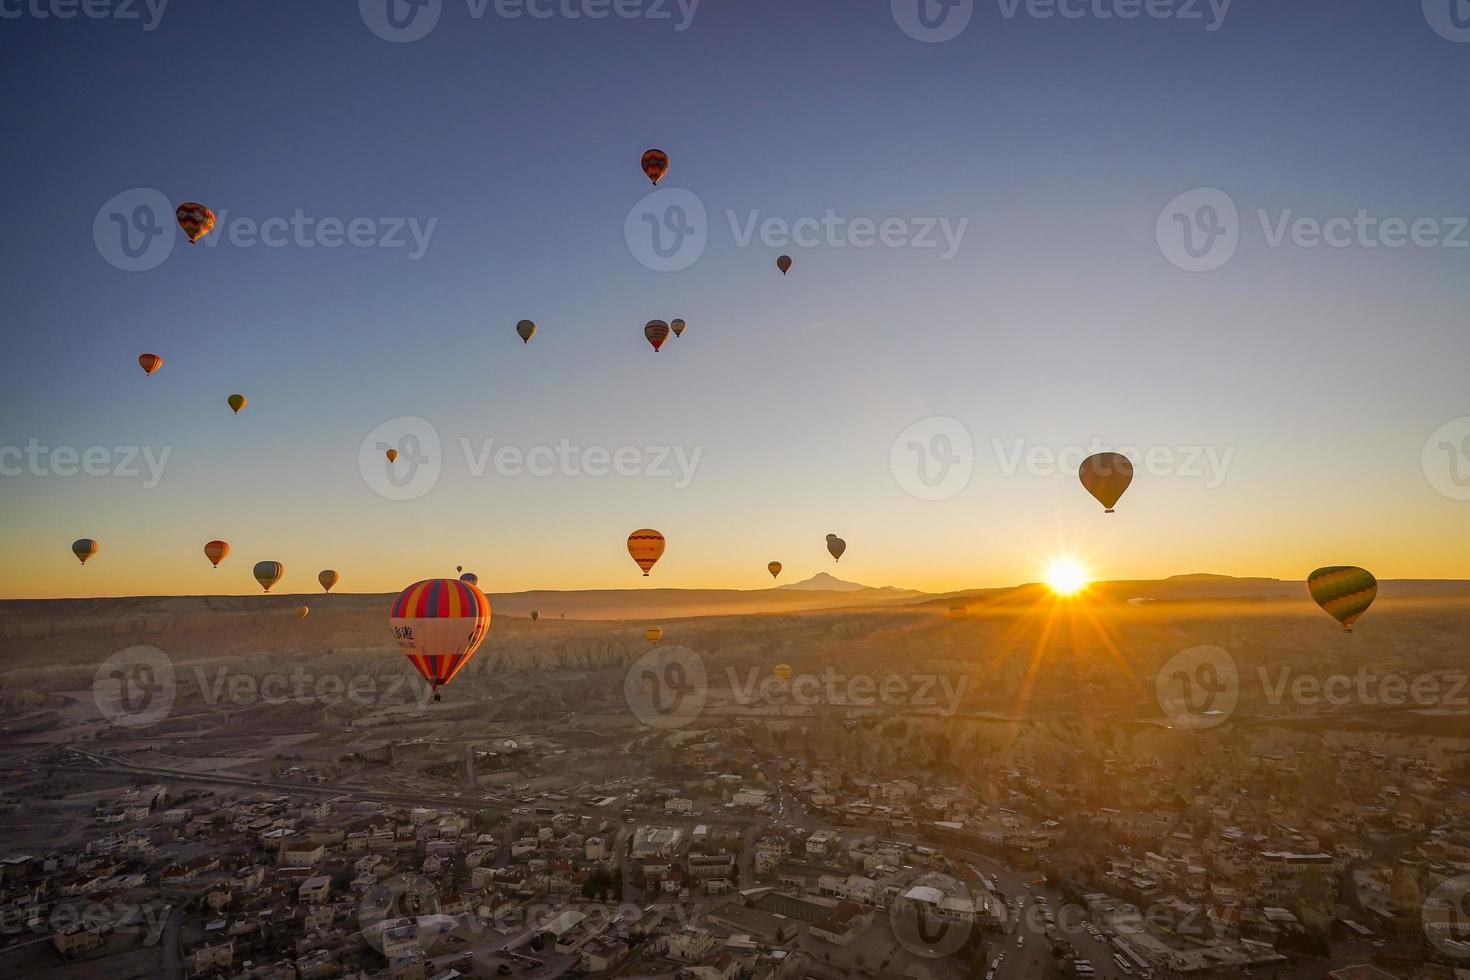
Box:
1079 453 1134 513
138 353 164 375
318 570 339 593
228 394 246 414
516 319 537 344
386 449 399 463
644 626 663 645
390 579 492 697
253 561 285 593
670 318 686 338
645 320 670 352
768 561 782 579
72 538 99 565
1307 566 1377 632
459 572 478 586
204 540 230 568
628 529 666 576
641 148 669 185
774 663 792 680
777 255 792 275
531 610 539 622
827 536 846 562
175 202 216 243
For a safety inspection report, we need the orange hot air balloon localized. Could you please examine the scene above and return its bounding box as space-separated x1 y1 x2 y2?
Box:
641 148 669 186
386 449 400 463
253 560 285 593
1079 453 1134 513
628 529 666 576
645 320 671 352
138 353 164 376
228 394 246 415
318 570 339 593
768 561 782 580
72 538 99 565
389 578 493 701
204 540 230 568
827 536 846 562
175 202 216 244
777 255 793 275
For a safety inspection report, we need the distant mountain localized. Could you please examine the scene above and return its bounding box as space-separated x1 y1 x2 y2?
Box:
777 573 872 592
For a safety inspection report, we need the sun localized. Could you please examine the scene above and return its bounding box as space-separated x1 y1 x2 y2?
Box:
1044 559 1090 596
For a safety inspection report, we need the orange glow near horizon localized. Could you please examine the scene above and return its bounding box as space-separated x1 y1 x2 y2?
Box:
1044 559 1090 597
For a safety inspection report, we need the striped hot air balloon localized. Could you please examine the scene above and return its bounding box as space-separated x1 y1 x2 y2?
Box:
318 570 339 593
1079 453 1134 513
204 540 230 568
389 578 493 701
644 626 663 645
627 529 666 576
645 320 671 352
138 353 164 376
175 202 216 243
72 538 99 565
641 148 669 186
774 663 792 680
1307 566 1378 633
253 561 285 593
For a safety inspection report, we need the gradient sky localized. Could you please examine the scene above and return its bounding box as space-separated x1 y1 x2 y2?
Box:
3 0 1470 598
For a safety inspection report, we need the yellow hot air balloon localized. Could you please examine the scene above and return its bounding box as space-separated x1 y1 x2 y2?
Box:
72 538 99 565
774 663 792 680
1308 566 1378 633
298 606 311 619
228 394 247 415
318 570 339 593
204 540 230 568
644 626 663 645
628 529 666 576
768 561 782 580
516 319 537 344
253 560 285 593
1079 453 1133 513
827 536 846 562
386 449 400 463
777 255 793 275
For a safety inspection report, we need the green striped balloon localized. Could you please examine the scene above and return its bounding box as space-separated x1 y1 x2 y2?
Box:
1307 566 1377 632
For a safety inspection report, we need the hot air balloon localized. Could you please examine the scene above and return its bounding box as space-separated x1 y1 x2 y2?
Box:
826 533 836 541
516 319 537 344
777 255 793 275
628 529 666 576
138 353 164 376
1308 566 1378 633
72 539 99 565
827 536 846 562
459 572 478 586
456 566 463 574
1079 453 1133 513
644 626 663 645
531 610 540 622
774 663 792 680
253 560 285 593
386 449 400 463
671 318 686 338
298 606 310 619
228 394 246 415
641 148 669 186
318 570 339 593
768 561 782 579
204 540 230 568
645 320 671 353
389 578 492 701
175 202 216 244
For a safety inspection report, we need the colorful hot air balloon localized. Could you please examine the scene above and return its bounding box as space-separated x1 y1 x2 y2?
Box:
645 320 671 353
644 626 664 645
671 318 686 338
531 610 540 622
253 560 285 593
1307 566 1378 633
138 353 164 376
459 572 478 586
175 202 216 244
1079 453 1134 513
228 394 246 415
318 570 339 593
204 540 230 568
389 578 492 701
628 529 666 576
516 319 537 344
774 663 792 680
827 536 846 562
386 449 400 463
641 148 669 186
298 606 311 619
72 538 99 565
768 561 782 580
777 255 793 275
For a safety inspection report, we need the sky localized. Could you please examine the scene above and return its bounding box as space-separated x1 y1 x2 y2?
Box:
2 0 1470 598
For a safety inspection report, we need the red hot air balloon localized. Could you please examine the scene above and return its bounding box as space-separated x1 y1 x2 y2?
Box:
138 354 164 376
389 579 493 702
645 320 671 353
641 148 669 185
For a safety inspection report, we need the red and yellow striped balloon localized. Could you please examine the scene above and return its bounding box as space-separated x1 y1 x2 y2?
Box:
389 578 493 700
138 353 164 376
627 529 666 576
645 320 671 353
